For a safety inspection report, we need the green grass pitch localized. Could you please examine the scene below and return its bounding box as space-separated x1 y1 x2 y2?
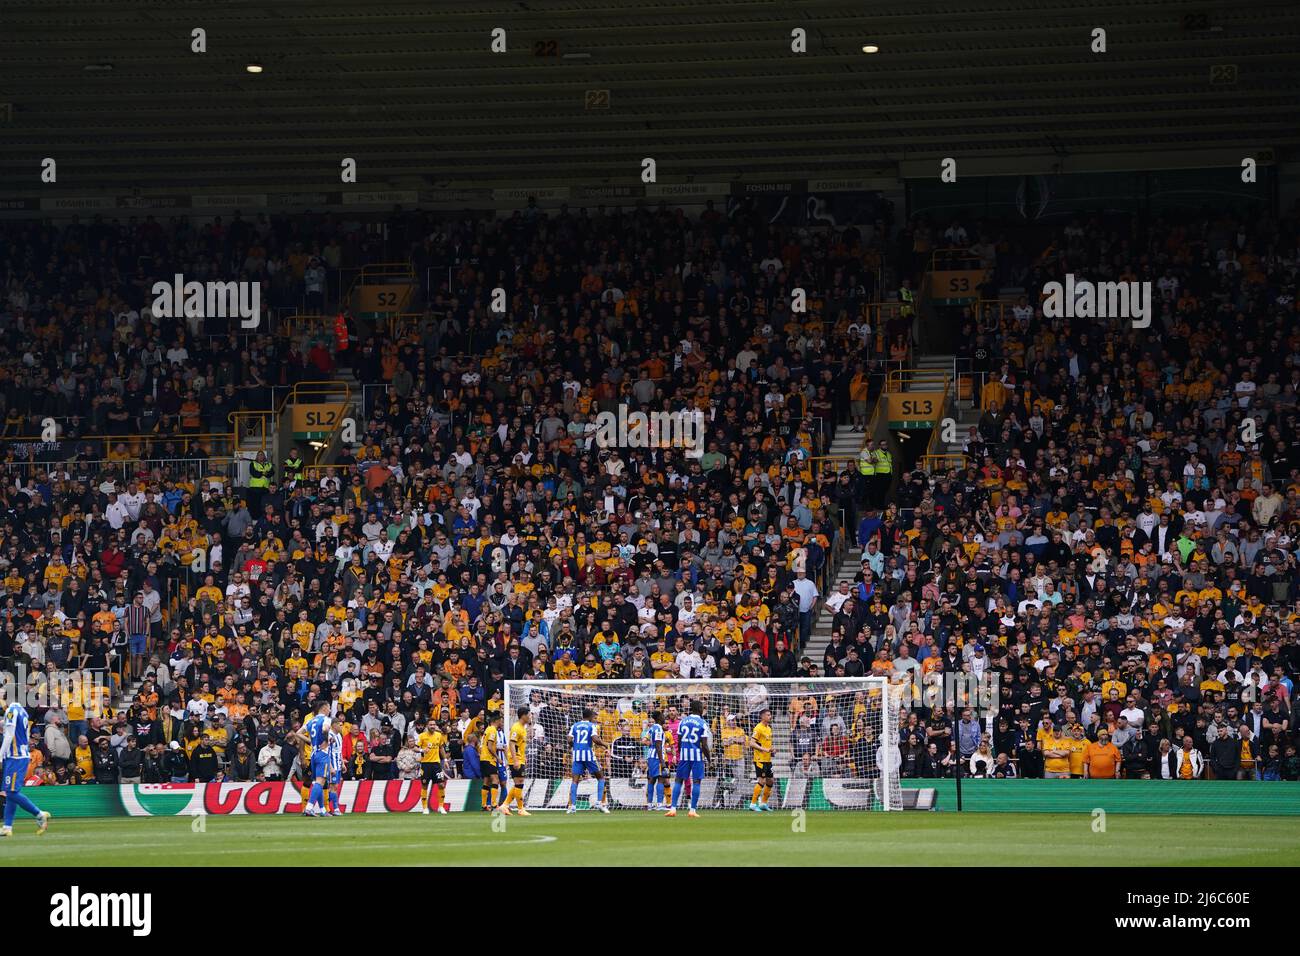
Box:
2 812 1297 866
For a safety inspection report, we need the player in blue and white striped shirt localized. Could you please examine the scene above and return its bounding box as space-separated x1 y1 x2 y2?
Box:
288 701 333 817
641 710 668 810
568 708 611 814
665 700 711 818
326 717 345 817
1 694 51 836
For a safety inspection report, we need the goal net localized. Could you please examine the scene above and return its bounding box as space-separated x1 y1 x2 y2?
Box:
502 678 903 811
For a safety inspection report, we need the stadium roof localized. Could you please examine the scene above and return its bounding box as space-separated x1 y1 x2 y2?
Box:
1 0 1298 196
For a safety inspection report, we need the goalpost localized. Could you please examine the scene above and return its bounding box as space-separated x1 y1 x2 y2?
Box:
502 677 903 811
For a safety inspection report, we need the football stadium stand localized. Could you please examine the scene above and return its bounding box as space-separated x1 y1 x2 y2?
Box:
0 195 1297 792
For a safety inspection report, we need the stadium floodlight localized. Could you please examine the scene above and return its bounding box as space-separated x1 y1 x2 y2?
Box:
503 677 904 811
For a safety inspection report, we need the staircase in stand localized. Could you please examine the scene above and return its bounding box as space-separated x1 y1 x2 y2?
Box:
911 353 980 460
804 547 862 672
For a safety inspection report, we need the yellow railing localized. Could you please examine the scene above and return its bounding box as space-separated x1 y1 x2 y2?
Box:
229 380 352 461
919 454 968 472
865 390 884 436
346 261 416 316
352 262 414 283
844 385 890 460
808 455 857 473
229 411 270 451
885 369 953 394
929 247 985 271
282 313 333 342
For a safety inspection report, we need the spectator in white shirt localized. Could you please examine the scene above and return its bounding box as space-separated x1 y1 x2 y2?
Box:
119 483 145 521
676 646 704 679
257 740 283 780
1216 662 1244 685
225 573 251 602
1252 484 1283 526
105 494 130 531
824 581 852 614
1120 699 1146 726
19 630 44 664
792 571 819 647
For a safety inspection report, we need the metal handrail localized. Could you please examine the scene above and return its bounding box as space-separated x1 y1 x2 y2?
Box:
345 261 417 316
929 247 985 271
355 262 415 281
229 411 269 452
865 390 884 436
281 313 334 342
807 455 856 472
884 369 953 394
951 357 989 408
229 379 351 453
919 453 968 473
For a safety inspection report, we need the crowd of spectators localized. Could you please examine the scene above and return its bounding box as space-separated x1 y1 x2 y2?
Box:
0 201 896 786
0 211 415 451
855 204 1300 780
2 199 1297 790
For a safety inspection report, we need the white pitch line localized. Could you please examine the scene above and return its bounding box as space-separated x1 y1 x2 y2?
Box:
102 835 560 855
0 833 560 858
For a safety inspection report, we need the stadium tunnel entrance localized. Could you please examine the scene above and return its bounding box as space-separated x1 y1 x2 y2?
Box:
887 427 927 476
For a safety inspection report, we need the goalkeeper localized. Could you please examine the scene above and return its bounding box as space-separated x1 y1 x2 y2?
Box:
715 714 748 808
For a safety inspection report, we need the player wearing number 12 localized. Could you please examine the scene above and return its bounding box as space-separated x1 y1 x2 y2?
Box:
642 710 668 810
568 708 611 814
326 717 344 817
665 700 711 818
